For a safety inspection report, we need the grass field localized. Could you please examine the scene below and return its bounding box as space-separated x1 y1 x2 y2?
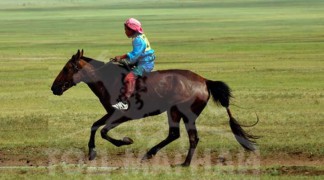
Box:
0 0 323 179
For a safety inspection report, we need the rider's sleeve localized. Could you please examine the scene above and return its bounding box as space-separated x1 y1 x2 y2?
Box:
127 37 146 64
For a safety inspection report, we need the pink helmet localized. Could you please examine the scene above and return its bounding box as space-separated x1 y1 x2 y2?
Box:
124 18 144 34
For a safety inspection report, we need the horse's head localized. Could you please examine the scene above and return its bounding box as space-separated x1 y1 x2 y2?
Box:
51 49 89 95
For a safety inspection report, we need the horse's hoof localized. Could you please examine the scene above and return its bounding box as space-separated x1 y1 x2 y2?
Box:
171 163 190 168
180 162 190 167
171 162 190 167
89 149 97 161
122 137 134 145
141 153 153 162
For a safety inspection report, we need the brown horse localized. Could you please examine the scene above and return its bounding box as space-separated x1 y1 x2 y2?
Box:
51 49 258 166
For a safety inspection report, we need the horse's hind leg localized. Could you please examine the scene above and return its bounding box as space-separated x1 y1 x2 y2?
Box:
180 102 206 166
142 106 181 161
182 117 199 166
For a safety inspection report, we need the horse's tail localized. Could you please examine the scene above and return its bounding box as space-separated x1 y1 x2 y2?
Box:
206 80 258 151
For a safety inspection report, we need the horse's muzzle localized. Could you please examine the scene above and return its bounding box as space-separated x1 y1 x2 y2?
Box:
51 85 63 96
51 81 76 95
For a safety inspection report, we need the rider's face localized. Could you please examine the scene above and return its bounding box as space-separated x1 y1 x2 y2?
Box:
124 25 135 38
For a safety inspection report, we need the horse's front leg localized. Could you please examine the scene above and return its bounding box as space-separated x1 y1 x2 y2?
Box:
100 116 134 147
88 114 111 160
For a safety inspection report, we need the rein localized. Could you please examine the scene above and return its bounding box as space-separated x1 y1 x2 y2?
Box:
109 58 132 71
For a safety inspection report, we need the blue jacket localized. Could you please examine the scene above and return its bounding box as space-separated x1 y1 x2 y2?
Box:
127 33 155 73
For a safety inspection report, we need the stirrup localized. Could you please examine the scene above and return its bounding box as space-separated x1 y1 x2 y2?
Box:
112 101 129 110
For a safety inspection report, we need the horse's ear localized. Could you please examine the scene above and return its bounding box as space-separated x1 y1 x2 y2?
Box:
72 49 80 62
76 49 83 59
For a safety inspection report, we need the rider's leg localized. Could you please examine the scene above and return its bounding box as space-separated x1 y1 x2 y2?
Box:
112 72 136 110
124 72 136 100
112 67 144 110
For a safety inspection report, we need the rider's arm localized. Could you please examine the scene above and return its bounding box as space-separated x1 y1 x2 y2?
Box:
127 37 146 64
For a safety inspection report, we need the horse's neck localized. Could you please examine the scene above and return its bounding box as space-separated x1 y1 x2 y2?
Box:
81 61 127 111
81 61 114 112
86 82 113 112
87 82 105 99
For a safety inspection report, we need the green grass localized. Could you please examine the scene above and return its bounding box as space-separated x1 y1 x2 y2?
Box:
0 0 324 179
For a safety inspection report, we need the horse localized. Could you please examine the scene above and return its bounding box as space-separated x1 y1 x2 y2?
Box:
51 49 258 166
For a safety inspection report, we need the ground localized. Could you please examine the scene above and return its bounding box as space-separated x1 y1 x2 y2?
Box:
1 147 324 176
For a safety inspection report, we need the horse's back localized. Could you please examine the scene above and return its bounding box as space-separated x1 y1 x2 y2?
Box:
144 69 209 105
149 69 206 82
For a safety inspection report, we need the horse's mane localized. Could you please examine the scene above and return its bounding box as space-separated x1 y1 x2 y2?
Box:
81 56 106 69
81 56 129 76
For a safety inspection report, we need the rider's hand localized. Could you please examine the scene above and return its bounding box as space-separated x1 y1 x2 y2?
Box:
114 56 122 61
114 54 128 61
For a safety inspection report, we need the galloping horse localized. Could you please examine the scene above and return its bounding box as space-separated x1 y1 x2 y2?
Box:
51 49 258 166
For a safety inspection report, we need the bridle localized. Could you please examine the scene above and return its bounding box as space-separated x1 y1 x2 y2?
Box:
62 60 80 89
71 61 80 72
